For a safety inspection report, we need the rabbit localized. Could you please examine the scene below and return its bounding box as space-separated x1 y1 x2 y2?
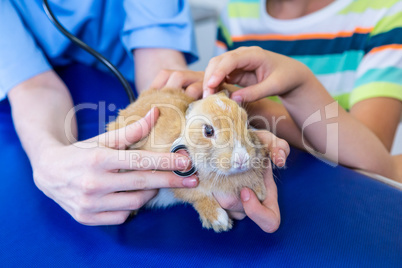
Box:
107 86 269 232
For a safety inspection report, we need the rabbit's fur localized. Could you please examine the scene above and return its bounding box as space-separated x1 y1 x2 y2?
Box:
107 87 269 232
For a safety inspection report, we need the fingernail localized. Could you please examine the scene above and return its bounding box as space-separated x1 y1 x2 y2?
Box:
176 157 190 169
208 75 219 87
182 177 198 187
278 149 286 166
203 88 214 99
232 95 242 104
145 107 154 117
241 188 250 202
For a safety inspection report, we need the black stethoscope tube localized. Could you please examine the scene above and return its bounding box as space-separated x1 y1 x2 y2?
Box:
42 0 136 103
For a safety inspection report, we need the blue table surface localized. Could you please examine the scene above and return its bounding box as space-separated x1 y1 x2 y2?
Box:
0 64 401 267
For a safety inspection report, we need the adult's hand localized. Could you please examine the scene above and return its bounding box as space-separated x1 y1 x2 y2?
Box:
33 108 198 225
150 69 205 100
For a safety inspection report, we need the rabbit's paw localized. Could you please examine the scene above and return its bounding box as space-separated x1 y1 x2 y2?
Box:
200 207 233 232
254 184 266 202
192 196 233 232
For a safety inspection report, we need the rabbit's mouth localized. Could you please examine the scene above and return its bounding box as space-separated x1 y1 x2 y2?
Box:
228 165 251 175
212 161 253 176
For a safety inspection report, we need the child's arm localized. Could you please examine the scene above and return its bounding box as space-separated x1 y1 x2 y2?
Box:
246 97 401 153
350 98 401 151
244 98 306 149
204 47 399 181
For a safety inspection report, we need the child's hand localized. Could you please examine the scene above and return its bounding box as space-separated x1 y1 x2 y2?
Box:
203 46 312 102
213 130 290 233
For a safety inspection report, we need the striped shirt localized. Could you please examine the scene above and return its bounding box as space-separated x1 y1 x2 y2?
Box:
216 0 402 110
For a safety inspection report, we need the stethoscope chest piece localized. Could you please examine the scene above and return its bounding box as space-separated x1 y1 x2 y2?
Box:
170 139 197 177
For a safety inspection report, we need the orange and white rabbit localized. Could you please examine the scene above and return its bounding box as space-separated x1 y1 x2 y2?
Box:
107 87 269 232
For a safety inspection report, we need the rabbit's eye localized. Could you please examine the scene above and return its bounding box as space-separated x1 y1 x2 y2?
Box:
203 124 215 138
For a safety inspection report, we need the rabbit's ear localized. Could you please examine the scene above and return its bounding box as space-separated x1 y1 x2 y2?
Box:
217 89 230 97
185 102 194 119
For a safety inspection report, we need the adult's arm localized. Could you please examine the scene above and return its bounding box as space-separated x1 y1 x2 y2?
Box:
122 0 198 92
8 71 197 225
134 48 187 92
2 1 197 225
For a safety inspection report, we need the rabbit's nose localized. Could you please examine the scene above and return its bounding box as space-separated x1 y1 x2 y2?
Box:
232 149 250 171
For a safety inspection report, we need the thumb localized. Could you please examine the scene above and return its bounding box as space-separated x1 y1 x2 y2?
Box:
241 187 281 233
99 107 160 149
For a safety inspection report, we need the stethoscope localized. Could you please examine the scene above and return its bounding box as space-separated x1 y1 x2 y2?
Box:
43 0 196 177
170 138 197 177
42 0 136 103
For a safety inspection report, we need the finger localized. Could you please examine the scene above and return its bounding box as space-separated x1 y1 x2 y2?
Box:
165 70 204 89
202 85 217 99
204 47 266 95
204 47 280 103
101 150 192 171
241 167 281 233
227 211 246 220
213 193 244 212
230 80 278 103
185 81 203 100
99 107 160 149
99 190 158 212
203 56 224 97
77 211 132 226
271 144 290 168
241 187 280 233
262 167 280 214
104 171 199 193
254 131 290 167
150 69 172 89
